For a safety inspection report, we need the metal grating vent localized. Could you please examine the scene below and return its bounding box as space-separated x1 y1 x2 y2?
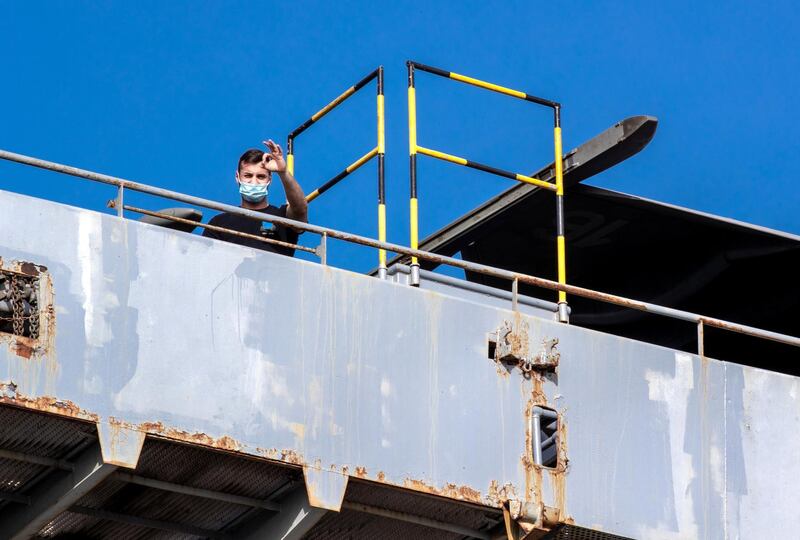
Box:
0 268 41 339
545 524 637 540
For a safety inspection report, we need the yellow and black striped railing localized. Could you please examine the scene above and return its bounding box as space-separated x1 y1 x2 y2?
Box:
287 67 388 277
407 61 568 321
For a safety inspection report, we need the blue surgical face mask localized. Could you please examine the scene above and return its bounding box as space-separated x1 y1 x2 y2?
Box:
238 181 268 203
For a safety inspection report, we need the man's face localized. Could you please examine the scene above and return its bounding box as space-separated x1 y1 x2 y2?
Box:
236 162 272 186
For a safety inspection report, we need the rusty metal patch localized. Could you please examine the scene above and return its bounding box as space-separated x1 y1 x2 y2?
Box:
491 316 560 377
0 259 56 363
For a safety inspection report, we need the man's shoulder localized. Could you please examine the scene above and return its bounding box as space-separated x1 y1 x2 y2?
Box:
208 211 230 222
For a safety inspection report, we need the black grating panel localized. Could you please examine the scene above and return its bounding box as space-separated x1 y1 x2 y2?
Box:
0 407 95 457
0 406 96 514
42 435 302 539
133 438 297 499
44 510 198 540
0 458 46 494
49 510 216 540
344 479 500 532
545 524 637 540
306 508 465 540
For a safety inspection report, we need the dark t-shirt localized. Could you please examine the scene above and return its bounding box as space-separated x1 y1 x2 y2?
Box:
202 204 300 257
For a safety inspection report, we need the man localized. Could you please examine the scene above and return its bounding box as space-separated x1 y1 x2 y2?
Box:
203 140 308 256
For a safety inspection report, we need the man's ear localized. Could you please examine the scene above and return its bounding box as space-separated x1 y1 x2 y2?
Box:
234 170 240 184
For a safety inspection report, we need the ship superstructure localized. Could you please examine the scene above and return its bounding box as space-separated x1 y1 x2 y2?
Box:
1 64 798 539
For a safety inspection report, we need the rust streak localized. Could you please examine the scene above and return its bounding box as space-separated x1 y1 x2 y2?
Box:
402 478 483 504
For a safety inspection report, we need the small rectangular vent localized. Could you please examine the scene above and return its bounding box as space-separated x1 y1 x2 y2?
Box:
0 269 41 340
533 406 559 468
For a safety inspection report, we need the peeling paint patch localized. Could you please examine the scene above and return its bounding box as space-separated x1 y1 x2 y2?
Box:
380 377 392 397
640 353 698 540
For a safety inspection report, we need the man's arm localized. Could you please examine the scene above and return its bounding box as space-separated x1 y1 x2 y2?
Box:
263 140 308 224
277 170 308 223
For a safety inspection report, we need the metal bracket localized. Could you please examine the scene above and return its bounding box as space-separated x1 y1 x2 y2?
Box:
503 500 563 539
303 466 349 512
97 421 146 469
492 320 559 374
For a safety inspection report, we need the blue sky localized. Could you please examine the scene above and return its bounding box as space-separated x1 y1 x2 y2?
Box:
2 1 798 272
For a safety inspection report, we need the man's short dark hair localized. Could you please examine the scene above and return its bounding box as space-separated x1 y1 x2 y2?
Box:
238 149 265 171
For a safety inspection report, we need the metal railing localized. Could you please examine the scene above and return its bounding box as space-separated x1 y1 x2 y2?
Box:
406 61 568 322
1 148 799 354
287 67 388 277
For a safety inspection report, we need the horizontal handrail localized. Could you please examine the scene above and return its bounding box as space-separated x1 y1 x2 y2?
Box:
416 146 557 191
410 61 559 108
122 205 318 255
288 68 380 141
306 146 379 202
1 148 799 349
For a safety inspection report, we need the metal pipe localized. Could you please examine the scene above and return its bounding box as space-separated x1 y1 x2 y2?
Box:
532 407 558 420
416 146 556 191
409 61 559 108
407 61 420 286
305 146 378 203
698 319 705 357
116 185 124 218
531 412 543 466
512 278 519 312
1 148 799 349
113 472 280 511
388 264 563 313
377 65 387 278
124 205 317 255
288 68 380 141
540 432 558 450
554 106 568 322
320 232 328 265
342 501 491 540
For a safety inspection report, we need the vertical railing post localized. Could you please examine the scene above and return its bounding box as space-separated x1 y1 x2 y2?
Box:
319 232 328 265
116 185 124 218
407 61 420 286
377 66 388 280
512 278 519 312
697 319 705 357
286 136 295 176
554 105 568 323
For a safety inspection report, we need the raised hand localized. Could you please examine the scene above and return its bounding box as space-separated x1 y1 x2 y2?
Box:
262 139 286 173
